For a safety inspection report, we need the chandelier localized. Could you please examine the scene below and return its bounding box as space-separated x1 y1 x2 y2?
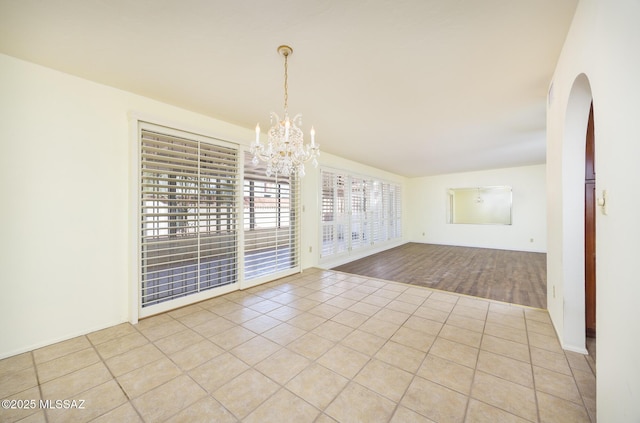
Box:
251 45 319 178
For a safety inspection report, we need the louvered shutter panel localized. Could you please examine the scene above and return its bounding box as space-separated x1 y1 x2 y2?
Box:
140 128 238 308
243 154 299 279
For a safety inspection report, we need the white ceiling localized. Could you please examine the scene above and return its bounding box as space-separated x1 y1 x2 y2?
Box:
0 0 577 177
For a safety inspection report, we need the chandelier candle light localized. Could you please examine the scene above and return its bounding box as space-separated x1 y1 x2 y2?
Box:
251 45 319 178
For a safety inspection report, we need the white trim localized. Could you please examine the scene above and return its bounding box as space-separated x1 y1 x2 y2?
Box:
128 115 141 324
241 268 301 290
134 118 242 319
0 319 127 360
562 344 589 355
127 111 249 147
139 282 239 318
319 240 405 269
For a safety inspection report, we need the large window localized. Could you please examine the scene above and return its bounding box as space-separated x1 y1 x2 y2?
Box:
321 168 402 260
137 123 304 315
244 154 299 281
139 124 239 311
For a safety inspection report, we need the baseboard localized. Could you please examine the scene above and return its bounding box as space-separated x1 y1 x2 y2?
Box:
562 344 589 355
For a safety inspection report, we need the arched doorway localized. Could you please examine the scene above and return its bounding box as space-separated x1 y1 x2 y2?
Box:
584 103 596 341
561 73 593 352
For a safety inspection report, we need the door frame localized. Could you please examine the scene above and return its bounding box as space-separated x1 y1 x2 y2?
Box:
584 103 596 338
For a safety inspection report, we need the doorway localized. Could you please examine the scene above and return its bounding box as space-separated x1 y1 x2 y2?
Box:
558 73 593 353
584 103 596 341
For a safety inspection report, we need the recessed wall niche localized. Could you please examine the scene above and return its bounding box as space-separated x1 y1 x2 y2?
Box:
447 186 512 225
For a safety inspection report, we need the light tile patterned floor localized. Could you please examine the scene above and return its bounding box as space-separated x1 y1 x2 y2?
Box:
0 269 596 422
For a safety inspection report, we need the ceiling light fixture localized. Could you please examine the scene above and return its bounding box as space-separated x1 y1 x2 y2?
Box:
251 45 319 178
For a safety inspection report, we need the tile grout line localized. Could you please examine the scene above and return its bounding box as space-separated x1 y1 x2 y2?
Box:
30 350 47 423
472 307 545 422
342 284 427 423
132 316 212 423
384 290 450 422
315 274 429 421
154 301 284 421
527 312 593 421
462 302 487 423
564 348 597 423
191 272 359 421
311 277 401 421
90 326 151 422
525 312 543 423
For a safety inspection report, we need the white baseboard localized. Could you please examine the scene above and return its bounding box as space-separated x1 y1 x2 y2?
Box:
562 344 589 355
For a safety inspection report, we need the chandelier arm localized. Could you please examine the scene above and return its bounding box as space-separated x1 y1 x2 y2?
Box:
253 150 271 163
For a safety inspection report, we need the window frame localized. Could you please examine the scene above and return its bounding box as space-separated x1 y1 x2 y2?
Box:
135 121 242 318
131 120 303 320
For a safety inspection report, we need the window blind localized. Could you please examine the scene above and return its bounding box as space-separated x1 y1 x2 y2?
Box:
140 128 239 308
243 153 299 280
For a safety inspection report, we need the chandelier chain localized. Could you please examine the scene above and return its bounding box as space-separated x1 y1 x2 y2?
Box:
283 50 289 114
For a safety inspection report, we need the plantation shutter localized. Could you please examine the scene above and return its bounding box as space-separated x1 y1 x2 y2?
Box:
321 170 348 257
139 127 239 309
243 153 300 280
321 171 335 257
320 168 402 261
369 180 383 243
390 184 402 239
380 182 390 242
350 177 368 250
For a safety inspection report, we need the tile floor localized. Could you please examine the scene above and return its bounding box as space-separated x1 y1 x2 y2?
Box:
0 268 596 422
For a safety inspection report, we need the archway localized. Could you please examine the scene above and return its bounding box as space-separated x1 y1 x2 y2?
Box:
561 73 593 352
584 103 596 341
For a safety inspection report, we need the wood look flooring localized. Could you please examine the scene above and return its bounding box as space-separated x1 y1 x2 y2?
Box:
332 243 547 309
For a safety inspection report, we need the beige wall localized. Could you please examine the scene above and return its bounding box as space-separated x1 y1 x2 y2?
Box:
0 53 253 358
0 53 407 358
5 2 640 417
546 0 640 420
407 165 546 252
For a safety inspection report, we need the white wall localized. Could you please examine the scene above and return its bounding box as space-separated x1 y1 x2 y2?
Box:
407 165 546 253
0 53 255 359
547 0 640 421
